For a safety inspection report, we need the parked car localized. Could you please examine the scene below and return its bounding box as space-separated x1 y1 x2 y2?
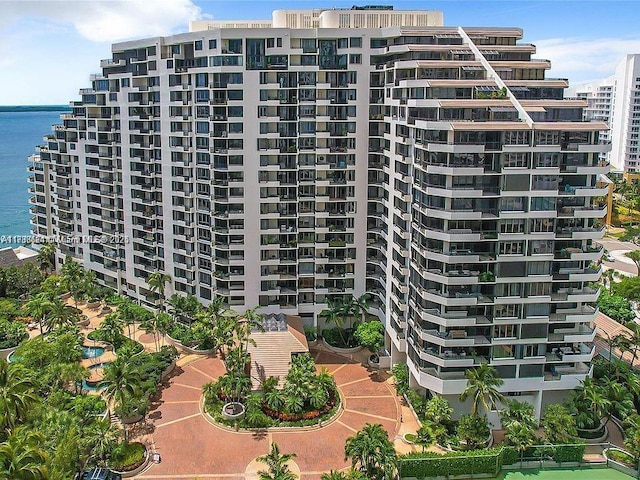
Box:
75 468 122 480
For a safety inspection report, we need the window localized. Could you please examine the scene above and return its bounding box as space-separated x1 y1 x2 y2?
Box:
301 38 316 53
528 282 551 296
195 40 202 50
495 324 517 338
530 197 556 211
121 78 130 88
277 38 282 47
267 38 275 48
350 37 362 48
196 122 209 134
209 39 217 49
499 241 524 255
500 219 525 233
349 54 362 64
338 38 348 49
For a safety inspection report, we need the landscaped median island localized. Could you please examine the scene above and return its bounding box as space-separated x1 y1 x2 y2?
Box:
203 352 340 428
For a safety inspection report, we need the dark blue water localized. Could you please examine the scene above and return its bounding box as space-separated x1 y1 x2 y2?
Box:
0 108 68 247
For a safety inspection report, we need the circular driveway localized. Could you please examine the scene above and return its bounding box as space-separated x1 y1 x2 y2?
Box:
133 350 400 480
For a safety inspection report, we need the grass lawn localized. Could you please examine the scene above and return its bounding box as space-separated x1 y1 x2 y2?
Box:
493 468 632 480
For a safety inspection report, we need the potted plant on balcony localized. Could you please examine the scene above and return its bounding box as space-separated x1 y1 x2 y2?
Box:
479 271 495 282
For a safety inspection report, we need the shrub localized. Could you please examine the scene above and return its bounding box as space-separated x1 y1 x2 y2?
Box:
597 291 635 323
110 441 146 471
392 363 409 395
553 444 585 463
354 321 384 353
0 318 27 349
399 448 506 478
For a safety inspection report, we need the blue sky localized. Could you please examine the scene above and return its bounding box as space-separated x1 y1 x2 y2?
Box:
1 0 639 105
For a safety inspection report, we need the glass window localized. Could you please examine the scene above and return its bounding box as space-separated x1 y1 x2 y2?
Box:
209 39 217 49
195 40 202 50
350 37 362 48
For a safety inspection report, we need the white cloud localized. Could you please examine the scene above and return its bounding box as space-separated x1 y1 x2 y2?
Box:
534 36 640 86
0 0 202 42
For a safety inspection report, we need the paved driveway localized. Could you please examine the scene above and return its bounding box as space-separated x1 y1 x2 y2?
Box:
134 350 400 480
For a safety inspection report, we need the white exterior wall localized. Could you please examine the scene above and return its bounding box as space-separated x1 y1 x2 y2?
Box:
28 12 606 419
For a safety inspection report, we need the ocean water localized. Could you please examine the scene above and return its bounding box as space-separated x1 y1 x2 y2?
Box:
0 108 68 248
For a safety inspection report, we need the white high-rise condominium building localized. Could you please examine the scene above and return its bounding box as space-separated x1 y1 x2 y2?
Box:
30 6 608 417
576 54 640 173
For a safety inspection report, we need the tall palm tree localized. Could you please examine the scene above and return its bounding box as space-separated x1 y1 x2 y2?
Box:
344 423 397 480
101 357 141 441
46 298 81 332
257 442 297 480
36 242 56 275
80 418 120 468
25 292 54 335
0 360 39 432
459 363 505 416
60 256 85 308
0 427 48 480
601 268 616 293
148 271 171 312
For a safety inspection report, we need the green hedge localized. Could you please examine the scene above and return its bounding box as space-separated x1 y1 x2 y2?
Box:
552 444 585 463
399 444 583 478
400 447 507 478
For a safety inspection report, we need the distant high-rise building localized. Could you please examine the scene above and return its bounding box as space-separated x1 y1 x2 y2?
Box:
29 6 608 418
576 54 640 173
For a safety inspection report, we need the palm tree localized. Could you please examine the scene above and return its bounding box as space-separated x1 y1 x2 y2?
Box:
570 378 611 429
0 427 48 480
320 296 349 345
504 420 536 466
148 271 171 312
459 363 505 416
500 399 537 429
0 360 39 432
24 293 54 335
257 442 297 480
81 418 120 468
101 357 141 441
626 250 640 276
36 242 56 275
60 255 85 308
541 404 577 444
46 297 81 332
344 423 397 480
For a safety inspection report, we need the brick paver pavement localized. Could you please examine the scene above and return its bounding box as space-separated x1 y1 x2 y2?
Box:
133 350 400 480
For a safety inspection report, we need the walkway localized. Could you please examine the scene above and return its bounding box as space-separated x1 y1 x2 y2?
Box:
132 349 400 480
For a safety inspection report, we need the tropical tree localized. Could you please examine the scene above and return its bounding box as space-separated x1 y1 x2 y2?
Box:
569 378 611 429
626 250 640 276
46 298 81 332
504 420 536 465
80 418 120 468
600 377 635 419
344 423 397 480
148 271 171 312
24 293 54 335
0 360 39 432
457 414 490 450
541 404 577 444
60 256 84 308
354 321 384 358
424 395 453 426
257 442 297 480
0 427 48 480
459 364 505 416
500 399 537 430
101 357 142 441
623 414 640 464
36 242 56 275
